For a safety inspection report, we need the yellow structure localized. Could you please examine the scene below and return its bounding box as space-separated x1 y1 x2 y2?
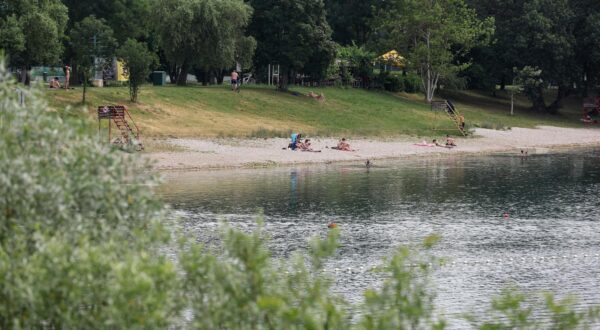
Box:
378 50 405 69
116 60 129 82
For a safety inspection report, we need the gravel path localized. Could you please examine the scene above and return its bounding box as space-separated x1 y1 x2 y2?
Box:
148 126 600 170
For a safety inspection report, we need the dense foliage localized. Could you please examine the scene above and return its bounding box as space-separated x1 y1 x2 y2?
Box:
0 0 68 83
153 0 254 86
374 0 494 102
248 0 337 90
3 0 600 110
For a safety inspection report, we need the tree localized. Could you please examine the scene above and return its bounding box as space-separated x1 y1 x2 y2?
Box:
514 66 547 111
374 0 494 102
337 44 376 86
468 0 579 113
571 0 600 97
60 0 152 43
117 39 157 102
69 16 117 103
0 0 68 84
513 0 575 113
324 0 378 45
248 0 337 90
153 0 254 86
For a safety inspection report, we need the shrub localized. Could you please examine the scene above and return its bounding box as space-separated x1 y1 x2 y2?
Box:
383 74 404 92
402 72 422 93
0 58 180 328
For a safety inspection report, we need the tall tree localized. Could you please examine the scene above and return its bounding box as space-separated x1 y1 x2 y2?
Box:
0 0 68 84
248 0 337 90
374 0 494 102
117 39 157 102
324 0 377 45
515 0 575 112
571 0 600 97
465 0 526 92
70 16 117 103
60 0 152 43
153 0 253 86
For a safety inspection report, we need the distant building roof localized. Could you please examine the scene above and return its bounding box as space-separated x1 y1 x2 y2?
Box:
378 50 405 68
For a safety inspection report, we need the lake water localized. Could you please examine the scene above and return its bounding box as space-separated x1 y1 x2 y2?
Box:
159 149 600 328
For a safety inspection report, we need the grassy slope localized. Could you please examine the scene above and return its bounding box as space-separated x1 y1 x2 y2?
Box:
46 84 584 139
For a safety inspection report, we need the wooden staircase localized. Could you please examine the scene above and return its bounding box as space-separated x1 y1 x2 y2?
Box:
430 100 467 136
97 105 144 150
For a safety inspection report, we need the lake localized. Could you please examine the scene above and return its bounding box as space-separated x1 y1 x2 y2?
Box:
158 149 600 328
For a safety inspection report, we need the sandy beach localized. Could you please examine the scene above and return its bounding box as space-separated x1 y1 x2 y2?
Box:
148 126 600 170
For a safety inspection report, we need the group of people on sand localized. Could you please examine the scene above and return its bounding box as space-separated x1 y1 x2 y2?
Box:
415 134 457 148
287 133 354 152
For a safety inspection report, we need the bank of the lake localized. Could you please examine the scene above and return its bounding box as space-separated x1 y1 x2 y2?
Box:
148 126 600 170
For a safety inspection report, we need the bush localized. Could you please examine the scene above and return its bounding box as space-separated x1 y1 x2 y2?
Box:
402 72 422 93
383 74 404 92
0 59 179 328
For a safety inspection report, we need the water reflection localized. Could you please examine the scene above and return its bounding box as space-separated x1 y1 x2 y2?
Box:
159 150 600 328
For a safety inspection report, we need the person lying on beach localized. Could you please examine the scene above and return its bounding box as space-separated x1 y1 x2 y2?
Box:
414 140 436 147
332 138 354 151
445 135 456 147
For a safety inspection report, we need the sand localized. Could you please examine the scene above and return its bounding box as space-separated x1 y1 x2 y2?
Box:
148 126 600 170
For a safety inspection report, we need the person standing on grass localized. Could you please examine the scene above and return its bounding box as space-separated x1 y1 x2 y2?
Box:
231 70 239 91
64 65 70 90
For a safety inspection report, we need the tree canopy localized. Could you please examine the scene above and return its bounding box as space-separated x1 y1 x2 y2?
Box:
153 0 254 85
0 0 68 82
2 0 600 112
374 0 494 102
248 0 336 90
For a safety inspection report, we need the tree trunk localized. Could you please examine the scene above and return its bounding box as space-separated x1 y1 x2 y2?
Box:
82 71 88 104
278 68 289 91
201 70 210 86
548 85 568 114
169 65 178 85
530 87 546 112
500 74 506 91
581 71 589 97
20 66 30 85
215 69 224 85
176 64 189 86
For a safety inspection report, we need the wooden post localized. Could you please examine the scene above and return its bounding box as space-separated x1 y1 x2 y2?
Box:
108 118 111 144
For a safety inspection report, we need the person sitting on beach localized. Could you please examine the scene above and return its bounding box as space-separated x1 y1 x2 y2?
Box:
334 138 353 151
445 135 456 147
289 133 302 150
49 77 61 89
299 139 321 152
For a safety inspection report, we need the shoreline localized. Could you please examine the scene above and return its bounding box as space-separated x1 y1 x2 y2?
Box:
147 126 600 171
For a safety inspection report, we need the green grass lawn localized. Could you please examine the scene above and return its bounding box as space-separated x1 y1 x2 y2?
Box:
45 83 586 139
